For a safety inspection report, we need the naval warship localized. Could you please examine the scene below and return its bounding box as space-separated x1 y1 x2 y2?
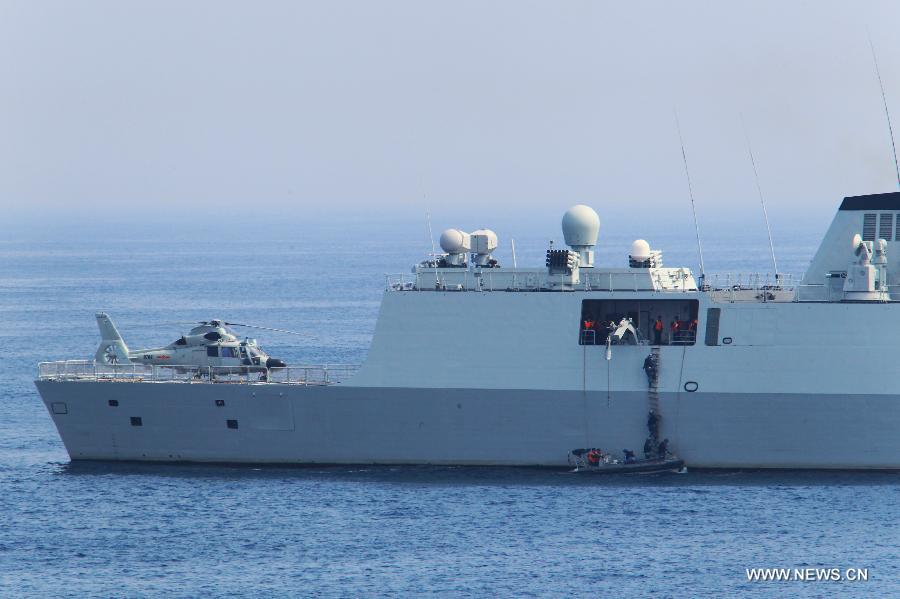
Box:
35 192 900 468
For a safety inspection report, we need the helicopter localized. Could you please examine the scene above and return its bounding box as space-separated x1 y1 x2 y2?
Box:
94 313 288 374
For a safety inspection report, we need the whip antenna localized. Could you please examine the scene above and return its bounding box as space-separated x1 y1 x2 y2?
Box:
868 31 900 189
741 114 779 277
426 211 437 257
674 109 706 282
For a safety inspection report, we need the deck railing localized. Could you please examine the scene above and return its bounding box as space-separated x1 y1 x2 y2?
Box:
37 361 360 385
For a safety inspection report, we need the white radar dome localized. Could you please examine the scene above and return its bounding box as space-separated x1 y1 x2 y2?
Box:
562 205 600 248
470 229 498 254
630 239 651 261
440 229 471 254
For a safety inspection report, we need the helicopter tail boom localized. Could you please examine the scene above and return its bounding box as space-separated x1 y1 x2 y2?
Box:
95 312 131 365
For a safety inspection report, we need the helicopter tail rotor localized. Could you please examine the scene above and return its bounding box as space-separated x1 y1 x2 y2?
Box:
94 312 131 366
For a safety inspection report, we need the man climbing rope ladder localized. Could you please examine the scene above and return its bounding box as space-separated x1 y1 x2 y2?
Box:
643 354 658 388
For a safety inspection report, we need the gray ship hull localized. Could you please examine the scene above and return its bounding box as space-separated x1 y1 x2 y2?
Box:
35 380 900 469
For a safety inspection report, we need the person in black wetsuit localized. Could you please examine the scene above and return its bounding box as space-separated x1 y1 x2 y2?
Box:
643 355 657 388
643 436 655 459
623 449 636 464
657 438 670 459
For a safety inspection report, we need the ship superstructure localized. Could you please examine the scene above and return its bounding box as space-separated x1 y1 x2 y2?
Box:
34 192 900 468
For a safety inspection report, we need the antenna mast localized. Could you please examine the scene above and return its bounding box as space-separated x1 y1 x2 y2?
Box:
868 32 900 189
674 110 706 282
741 115 779 277
425 210 437 258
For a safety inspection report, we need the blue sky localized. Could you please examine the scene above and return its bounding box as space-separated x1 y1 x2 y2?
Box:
2 1 900 243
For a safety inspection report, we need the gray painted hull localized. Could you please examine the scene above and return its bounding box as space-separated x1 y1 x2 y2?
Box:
35 380 900 469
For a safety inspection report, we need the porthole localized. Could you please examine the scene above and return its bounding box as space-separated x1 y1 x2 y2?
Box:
215 399 225 407
722 337 733 345
108 399 119 407
227 419 239 429
51 402 68 414
130 416 143 427
684 381 699 392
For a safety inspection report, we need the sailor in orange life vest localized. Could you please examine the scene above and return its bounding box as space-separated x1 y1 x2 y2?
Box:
582 318 595 344
587 448 602 466
653 316 663 345
670 318 680 343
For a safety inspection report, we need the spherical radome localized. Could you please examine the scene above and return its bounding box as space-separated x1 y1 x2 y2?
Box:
562 205 600 247
440 229 470 253
630 239 651 260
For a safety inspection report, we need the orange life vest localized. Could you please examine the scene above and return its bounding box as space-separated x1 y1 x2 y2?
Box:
654 320 663 331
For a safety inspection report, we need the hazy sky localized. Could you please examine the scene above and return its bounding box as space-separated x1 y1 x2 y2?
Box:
3 1 900 243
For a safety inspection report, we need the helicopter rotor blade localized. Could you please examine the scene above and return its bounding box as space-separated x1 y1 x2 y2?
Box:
224 322 305 336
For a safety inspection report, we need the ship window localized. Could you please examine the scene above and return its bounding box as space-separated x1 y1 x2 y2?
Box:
108 399 119 407
130 416 142 426
215 399 225 407
879 213 894 241
705 308 721 346
221 347 237 358
207 346 218 357
863 213 877 241
896 214 900 241
227 419 239 429
580 299 699 346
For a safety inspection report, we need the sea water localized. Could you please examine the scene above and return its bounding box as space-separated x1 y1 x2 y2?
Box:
1 224 898 597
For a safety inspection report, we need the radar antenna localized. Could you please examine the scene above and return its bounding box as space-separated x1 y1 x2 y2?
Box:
868 30 900 189
741 114 779 278
674 109 706 282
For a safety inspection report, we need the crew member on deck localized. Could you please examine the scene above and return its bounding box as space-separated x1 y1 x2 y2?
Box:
653 316 664 345
582 318 595 344
670 318 681 344
623 449 636 464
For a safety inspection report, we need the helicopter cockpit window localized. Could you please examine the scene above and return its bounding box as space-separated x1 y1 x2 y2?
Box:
207 346 218 357
175 337 187 346
220 347 237 358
